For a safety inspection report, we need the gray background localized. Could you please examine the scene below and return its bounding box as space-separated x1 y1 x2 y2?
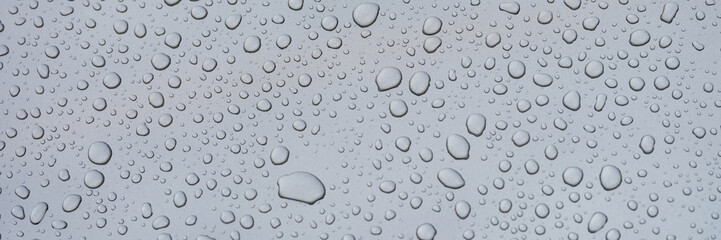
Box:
0 0 719 239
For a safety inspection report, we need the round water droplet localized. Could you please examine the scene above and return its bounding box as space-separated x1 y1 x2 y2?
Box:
288 0 304 10
584 60 604 78
321 16 338 31
103 72 122 89
164 32 182 48
507 60 526 79
511 130 530 147
563 167 584 186
465 114 486 137
148 92 165 108
151 53 171 70
270 146 290 165
88 141 112 165
389 99 408 117
455 201 471 219
244 36 261 53
416 223 437 240
84 170 105 189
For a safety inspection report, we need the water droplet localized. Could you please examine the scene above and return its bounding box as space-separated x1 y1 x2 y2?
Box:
588 212 608 233
88 141 112 165
352 3 380 28
84 170 105 189
446 134 470 160
416 223 437 240
277 171 325 204
437 168 465 189
600 165 622 191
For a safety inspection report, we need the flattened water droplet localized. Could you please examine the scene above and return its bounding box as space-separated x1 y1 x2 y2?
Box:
270 146 290 165
225 14 242 30
600 165 622 191
148 92 165 108
455 201 471 219
563 167 584 187
486 32 501 48
582 17 600 30
660 3 679 23
29 202 48 225
11 205 25 219
564 0 581 10
151 53 171 70
191 6 208 20
394 136 411 152
164 32 182 48
256 99 272 112
62 194 82 212
563 90 582 111
220 211 235 224
533 73 553 87
378 180 396 193
537 10 553 24
588 212 608 233
276 34 292 49
422 17 442 35
511 130 530 147
639 135 655 154
499 2 520 15
244 36 261 53
409 71 430 96
288 0 304 11
437 168 465 189
446 134 470 160
352 3 380 28
239 215 255 229
375 67 402 91
388 99 408 117
629 30 650 46
465 114 486 137
277 171 326 204
423 37 442 53
152 215 170 230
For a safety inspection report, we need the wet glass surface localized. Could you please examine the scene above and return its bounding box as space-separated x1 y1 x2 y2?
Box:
0 0 720 239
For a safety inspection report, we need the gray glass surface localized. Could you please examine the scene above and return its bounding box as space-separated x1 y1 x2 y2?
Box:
0 0 719 239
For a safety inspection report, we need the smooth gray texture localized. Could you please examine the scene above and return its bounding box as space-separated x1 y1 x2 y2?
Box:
0 0 720 239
